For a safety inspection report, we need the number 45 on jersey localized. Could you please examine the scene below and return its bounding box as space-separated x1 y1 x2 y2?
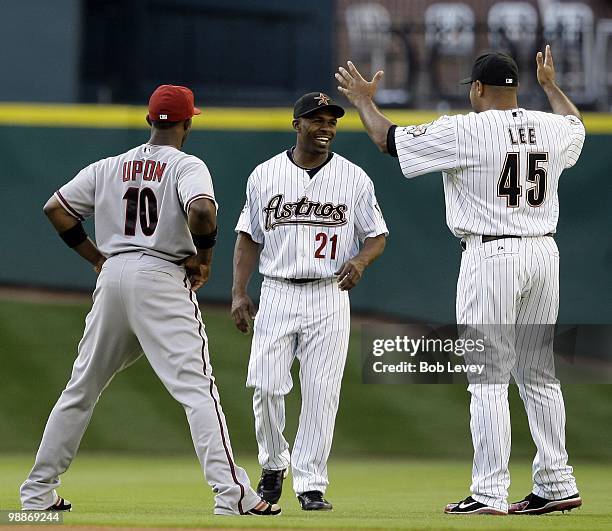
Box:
498 152 548 208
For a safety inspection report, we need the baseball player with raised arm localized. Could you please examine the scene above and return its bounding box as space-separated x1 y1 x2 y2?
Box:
231 92 387 511
20 85 280 517
336 46 584 516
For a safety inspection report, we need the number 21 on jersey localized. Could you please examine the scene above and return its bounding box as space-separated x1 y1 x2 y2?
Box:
315 232 338 259
498 152 548 208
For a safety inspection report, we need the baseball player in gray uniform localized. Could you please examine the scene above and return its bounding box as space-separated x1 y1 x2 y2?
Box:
20 85 280 517
231 92 388 510
337 47 584 515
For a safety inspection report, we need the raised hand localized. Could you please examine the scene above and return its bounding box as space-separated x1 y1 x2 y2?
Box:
536 45 556 89
336 61 384 105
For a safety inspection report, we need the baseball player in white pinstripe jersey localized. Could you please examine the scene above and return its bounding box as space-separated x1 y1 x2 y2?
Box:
20 85 279 517
337 47 584 515
231 92 388 511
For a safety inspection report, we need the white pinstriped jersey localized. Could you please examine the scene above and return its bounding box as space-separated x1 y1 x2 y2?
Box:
235 151 388 279
56 144 216 261
394 109 585 237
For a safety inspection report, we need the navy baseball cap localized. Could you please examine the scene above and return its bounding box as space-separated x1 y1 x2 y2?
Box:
461 52 519 87
293 92 345 119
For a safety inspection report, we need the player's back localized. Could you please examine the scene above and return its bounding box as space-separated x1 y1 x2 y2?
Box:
446 109 584 237
57 143 215 261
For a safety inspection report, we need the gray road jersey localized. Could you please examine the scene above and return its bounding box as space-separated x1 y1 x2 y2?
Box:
56 143 216 261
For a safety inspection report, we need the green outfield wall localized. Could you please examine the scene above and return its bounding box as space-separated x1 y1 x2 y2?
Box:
1 106 611 323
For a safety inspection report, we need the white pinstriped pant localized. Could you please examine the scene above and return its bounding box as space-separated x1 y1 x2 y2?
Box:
247 277 350 495
20 253 260 515
457 236 577 511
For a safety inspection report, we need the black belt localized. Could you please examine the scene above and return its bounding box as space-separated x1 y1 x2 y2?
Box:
481 234 522 243
461 234 554 251
286 278 321 284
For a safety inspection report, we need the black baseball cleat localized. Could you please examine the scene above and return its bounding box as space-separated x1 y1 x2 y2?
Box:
509 492 582 515
297 490 333 511
47 496 72 511
444 495 507 515
246 499 281 516
256 468 287 504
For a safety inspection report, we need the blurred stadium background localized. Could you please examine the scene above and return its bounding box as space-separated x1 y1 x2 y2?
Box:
1 0 611 469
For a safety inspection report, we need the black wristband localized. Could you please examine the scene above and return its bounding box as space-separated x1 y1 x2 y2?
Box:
191 227 218 249
59 222 88 248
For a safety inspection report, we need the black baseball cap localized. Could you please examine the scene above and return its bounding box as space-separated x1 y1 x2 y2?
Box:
461 52 519 87
293 92 345 119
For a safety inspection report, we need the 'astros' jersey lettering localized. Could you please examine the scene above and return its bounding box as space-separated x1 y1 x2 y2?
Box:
55 144 216 261
394 109 585 237
235 151 388 278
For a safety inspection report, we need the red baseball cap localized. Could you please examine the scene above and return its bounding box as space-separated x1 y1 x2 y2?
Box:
147 85 201 122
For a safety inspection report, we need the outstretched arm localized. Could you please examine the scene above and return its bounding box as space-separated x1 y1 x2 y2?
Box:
336 61 395 152
537 45 582 121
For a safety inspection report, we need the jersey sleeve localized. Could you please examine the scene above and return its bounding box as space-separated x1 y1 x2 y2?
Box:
55 163 97 220
354 176 389 242
563 115 585 169
177 158 218 214
235 171 264 244
395 115 458 178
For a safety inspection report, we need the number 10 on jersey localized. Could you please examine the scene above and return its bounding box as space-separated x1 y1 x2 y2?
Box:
123 187 158 236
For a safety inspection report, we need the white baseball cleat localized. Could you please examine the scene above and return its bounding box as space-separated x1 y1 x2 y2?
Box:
444 495 507 515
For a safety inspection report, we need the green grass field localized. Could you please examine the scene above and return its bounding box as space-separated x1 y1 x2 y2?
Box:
2 297 612 460
1 296 611 529
1 455 610 530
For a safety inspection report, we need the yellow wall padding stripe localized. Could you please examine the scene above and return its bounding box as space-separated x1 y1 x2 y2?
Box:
0 103 610 133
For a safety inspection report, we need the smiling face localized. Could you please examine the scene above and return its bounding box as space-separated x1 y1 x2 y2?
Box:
293 109 338 155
